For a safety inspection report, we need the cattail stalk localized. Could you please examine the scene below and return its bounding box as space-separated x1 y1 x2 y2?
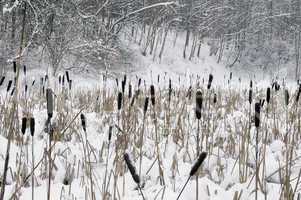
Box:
30 118 35 200
139 97 149 178
255 102 261 200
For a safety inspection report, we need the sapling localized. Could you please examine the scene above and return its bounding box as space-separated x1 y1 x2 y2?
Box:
195 90 203 200
255 102 261 200
124 153 145 200
176 152 207 200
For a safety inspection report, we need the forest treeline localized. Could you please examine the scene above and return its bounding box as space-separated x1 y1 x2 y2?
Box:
0 0 300 78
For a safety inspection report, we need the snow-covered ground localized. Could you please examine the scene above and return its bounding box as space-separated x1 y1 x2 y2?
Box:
0 34 301 200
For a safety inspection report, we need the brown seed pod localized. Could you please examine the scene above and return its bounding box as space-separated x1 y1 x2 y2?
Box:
80 114 86 132
30 118 35 137
124 153 140 184
0 76 5 86
7 80 12 92
117 92 123 110
46 88 54 119
21 117 27 135
13 61 17 73
144 97 149 115
150 85 155 106
213 93 217 104
195 90 203 120
249 89 252 105
23 65 26 75
266 87 271 104
255 102 261 128
65 71 70 83
285 89 289 106
108 126 113 141
207 74 213 89
189 152 207 176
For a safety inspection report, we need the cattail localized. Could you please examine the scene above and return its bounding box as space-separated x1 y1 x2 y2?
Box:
213 93 217 104
80 114 86 132
250 80 253 88
117 92 123 110
32 80 35 86
189 152 207 176
46 88 54 119
138 78 141 88
249 89 252 104
150 85 155 106
121 80 125 94
7 80 12 92
10 87 15 96
168 79 172 102
62 76 65 86
59 76 61 85
124 153 140 184
23 65 26 75
13 61 17 73
30 118 35 136
196 90 203 119
144 97 149 115
266 87 271 104
21 117 27 135
255 102 261 128
285 89 289 106
0 76 5 86
69 80 72 90
230 72 232 80
129 84 132 99
108 126 113 141
116 78 119 87
157 75 160 83
66 71 70 83
25 84 28 93
207 74 213 89
296 85 301 103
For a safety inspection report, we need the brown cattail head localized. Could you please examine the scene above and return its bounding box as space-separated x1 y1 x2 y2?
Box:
121 80 125 94
296 85 301 103
213 93 217 104
32 80 35 86
65 71 70 83
23 65 26 75
255 102 261 127
150 85 155 106
248 89 252 104
189 152 207 176
117 92 123 110
7 80 12 92
124 153 140 184
144 97 149 115
285 89 289 106
0 76 5 86
129 84 132 99
168 79 172 102
80 113 86 132
266 87 271 104
62 76 65 86
25 84 28 93
230 72 233 80
207 74 213 89
13 61 17 73
116 78 119 87
195 90 203 119
157 75 160 83
108 126 113 141
138 78 141 88
10 87 15 96
30 118 35 136
21 117 27 135
250 80 253 88
46 88 54 119
69 80 72 90
59 76 61 85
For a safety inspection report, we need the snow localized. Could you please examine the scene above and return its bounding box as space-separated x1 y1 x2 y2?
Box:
0 33 301 200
